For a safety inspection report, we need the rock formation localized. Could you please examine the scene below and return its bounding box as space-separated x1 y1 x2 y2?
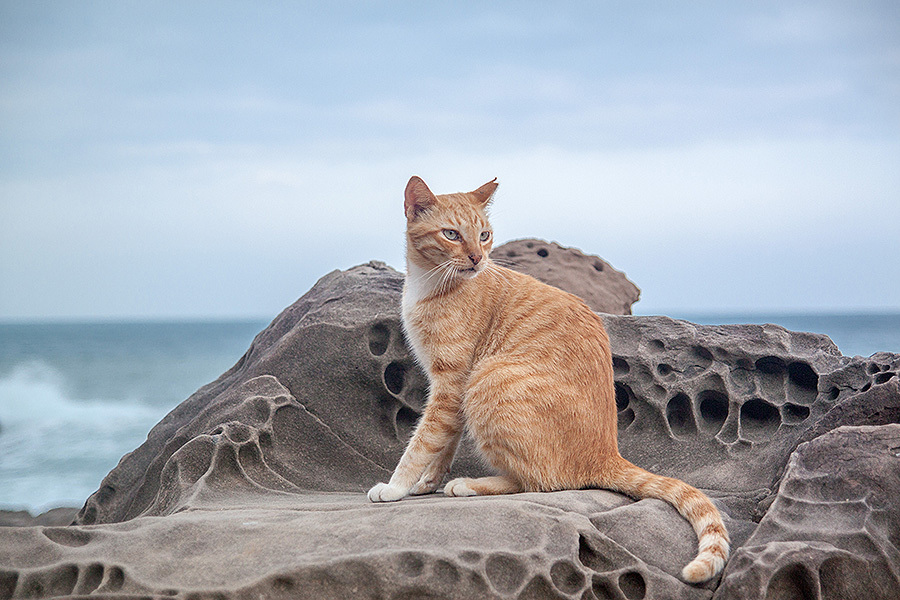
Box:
490 239 640 315
0 239 897 600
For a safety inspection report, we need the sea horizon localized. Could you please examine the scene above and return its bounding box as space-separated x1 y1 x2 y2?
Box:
1 311 898 514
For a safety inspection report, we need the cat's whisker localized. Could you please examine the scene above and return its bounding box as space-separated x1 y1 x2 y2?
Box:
484 262 513 289
422 260 453 283
436 262 456 297
488 256 519 269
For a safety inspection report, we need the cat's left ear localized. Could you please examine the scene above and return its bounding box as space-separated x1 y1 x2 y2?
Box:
471 178 498 207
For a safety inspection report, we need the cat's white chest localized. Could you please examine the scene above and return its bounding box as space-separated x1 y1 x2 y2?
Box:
401 265 433 367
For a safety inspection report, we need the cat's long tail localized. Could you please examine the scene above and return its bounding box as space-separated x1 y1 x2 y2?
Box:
602 457 730 583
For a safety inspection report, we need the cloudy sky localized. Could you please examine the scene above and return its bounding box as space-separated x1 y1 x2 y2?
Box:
1 1 898 320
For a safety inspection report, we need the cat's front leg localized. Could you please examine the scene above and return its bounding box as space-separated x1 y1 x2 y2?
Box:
409 429 463 495
368 380 464 502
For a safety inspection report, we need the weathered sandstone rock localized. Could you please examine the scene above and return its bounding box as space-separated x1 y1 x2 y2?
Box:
714 424 900 600
491 239 641 314
1 242 898 600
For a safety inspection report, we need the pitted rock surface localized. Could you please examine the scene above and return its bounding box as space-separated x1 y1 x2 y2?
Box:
714 424 900 600
1 252 898 599
491 239 641 314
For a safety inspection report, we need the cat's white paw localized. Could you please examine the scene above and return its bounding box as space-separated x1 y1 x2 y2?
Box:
444 478 477 497
367 482 408 502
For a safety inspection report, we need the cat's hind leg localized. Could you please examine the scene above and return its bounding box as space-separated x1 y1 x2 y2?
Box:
444 475 523 497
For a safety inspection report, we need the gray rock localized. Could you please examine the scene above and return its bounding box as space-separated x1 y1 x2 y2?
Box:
0 507 78 528
1 248 898 599
491 239 641 314
714 425 900 600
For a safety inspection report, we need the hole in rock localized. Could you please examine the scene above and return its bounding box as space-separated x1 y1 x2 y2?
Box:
224 423 252 444
783 403 811 423
49 564 78 597
42 528 91 547
867 362 881 375
81 564 104 594
384 362 406 395
755 356 786 375
819 556 867 600
251 396 272 423
578 536 603 571
485 554 527 594
698 390 729 434
618 571 646 600
612 357 630 376
648 339 665 352
788 362 818 392
666 393 696 437
875 372 896 385
550 561 585 594
767 563 818 600
618 408 635 430
0 571 18 599
657 363 674 377
615 383 633 411
238 444 263 472
861 382 872 393
22 578 44 598
368 323 391 356
395 406 419 439
432 559 460 586
827 386 840 401
536 248 549 257
106 566 124 591
691 345 714 368
740 398 781 440
398 552 425 577
592 576 618 600
593 260 605 272
525 241 535 249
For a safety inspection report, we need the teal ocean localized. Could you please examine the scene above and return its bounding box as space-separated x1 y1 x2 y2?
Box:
1 314 898 513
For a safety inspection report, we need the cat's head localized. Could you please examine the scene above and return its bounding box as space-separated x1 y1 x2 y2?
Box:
403 176 498 281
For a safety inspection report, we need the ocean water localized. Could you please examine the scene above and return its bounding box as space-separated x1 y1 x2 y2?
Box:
662 312 900 359
1 314 898 514
0 320 267 513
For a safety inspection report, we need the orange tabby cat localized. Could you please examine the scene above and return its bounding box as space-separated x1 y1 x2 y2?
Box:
368 176 730 583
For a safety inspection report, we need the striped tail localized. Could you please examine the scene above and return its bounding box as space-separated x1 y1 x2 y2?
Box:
604 458 730 583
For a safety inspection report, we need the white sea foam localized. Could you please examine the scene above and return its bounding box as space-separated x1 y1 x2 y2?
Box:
0 362 169 512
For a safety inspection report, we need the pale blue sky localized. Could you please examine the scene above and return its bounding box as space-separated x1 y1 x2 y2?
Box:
1 1 898 319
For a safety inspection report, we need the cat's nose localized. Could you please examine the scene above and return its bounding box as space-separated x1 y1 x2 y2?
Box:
469 253 482 266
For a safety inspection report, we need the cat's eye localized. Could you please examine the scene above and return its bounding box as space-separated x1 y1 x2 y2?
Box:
480 231 491 242
442 229 460 241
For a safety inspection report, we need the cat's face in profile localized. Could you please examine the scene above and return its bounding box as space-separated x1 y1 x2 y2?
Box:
404 176 498 282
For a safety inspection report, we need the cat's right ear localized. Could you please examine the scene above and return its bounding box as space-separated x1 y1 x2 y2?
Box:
404 176 437 221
